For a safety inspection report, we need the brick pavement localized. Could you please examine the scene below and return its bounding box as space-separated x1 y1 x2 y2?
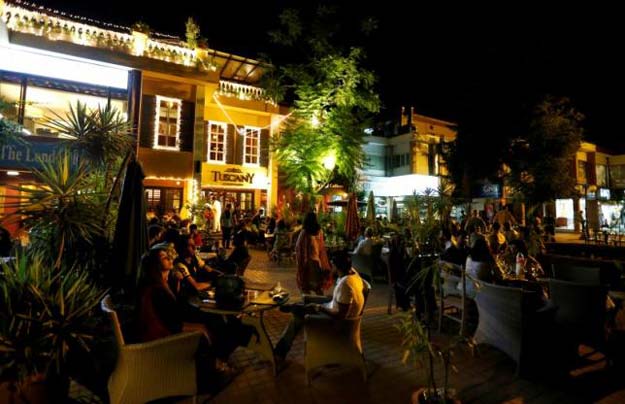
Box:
199 247 625 404
70 245 625 403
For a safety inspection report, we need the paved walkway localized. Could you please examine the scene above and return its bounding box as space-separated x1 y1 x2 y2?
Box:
195 247 625 404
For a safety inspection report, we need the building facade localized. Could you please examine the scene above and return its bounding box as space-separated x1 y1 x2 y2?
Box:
0 0 284 227
360 107 457 218
555 142 625 233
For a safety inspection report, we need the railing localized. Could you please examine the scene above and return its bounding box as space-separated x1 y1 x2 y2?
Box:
1 1 200 68
218 80 265 101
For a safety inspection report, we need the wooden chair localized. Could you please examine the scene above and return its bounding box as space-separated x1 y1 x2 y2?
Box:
438 261 470 336
101 295 203 404
303 282 371 385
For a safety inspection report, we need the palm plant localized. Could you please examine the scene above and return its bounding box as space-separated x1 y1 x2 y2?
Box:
396 310 460 403
43 101 133 189
2 150 105 270
0 254 107 399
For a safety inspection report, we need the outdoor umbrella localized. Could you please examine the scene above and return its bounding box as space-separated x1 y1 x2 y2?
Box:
344 193 361 242
391 198 399 223
112 158 148 293
366 190 376 224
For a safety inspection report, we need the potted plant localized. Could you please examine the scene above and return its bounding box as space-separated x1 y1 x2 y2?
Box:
396 310 461 404
0 254 107 402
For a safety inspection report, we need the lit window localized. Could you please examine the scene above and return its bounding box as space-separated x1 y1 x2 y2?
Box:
244 126 260 165
208 121 227 162
154 96 181 150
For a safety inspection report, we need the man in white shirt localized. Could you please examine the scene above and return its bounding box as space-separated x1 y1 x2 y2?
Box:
273 250 369 361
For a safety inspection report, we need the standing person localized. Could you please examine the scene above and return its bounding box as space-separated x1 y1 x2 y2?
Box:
576 210 587 240
212 195 222 233
295 212 333 295
220 204 234 249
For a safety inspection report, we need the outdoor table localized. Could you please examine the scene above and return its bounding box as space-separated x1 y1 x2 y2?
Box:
198 251 217 260
190 284 290 376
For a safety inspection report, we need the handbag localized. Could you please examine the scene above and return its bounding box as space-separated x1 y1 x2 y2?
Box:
214 274 245 309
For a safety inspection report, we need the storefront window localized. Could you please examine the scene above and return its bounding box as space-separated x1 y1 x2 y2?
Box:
145 187 182 216
2 72 126 136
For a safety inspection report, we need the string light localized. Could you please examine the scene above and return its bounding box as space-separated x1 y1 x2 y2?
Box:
212 93 292 133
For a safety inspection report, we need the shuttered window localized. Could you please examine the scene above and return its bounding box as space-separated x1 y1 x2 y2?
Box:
154 95 181 150
208 121 227 162
243 126 260 165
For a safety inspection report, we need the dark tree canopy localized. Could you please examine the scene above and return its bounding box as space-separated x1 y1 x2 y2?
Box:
263 5 380 196
506 95 584 204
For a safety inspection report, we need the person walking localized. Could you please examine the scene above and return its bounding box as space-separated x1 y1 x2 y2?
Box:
295 212 333 295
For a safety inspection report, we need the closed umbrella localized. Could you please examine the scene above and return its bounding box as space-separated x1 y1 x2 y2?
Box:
366 190 376 224
391 198 399 223
344 193 360 242
112 158 148 293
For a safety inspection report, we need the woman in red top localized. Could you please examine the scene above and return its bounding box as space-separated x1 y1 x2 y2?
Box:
295 212 333 295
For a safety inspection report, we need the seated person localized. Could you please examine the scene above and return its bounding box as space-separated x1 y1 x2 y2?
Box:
270 219 290 260
135 244 223 390
464 238 497 298
439 227 467 268
274 250 370 361
189 224 203 249
352 227 375 256
225 230 251 276
497 238 544 280
173 234 222 296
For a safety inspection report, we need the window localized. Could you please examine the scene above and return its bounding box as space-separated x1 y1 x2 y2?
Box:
145 187 182 216
577 161 588 184
243 126 260 165
1 72 126 136
154 96 181 150
207 122 227 162
596 165 608 187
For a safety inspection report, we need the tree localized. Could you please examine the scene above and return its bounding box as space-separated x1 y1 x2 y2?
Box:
506 95 584 206
263 5 380 200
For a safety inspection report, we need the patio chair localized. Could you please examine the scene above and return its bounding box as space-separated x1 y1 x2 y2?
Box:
548 279 608 357
101 295 203 404
438 261 472 336
472 281 553 376
552 264 601 285
303 282 371 385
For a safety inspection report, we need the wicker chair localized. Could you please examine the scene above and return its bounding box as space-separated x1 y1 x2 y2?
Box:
101 295 203 404
472 281 552 376
552 264 601 285
303 283 371 385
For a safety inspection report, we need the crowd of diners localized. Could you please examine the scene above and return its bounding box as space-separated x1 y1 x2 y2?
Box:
135 210 370 393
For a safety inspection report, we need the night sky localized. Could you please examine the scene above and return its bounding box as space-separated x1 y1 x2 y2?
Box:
29 0 625 151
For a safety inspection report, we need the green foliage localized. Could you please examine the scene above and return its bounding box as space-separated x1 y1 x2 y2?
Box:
0 254 107 388
43 101 133 174
2 150 105 270
396 310 460 403
131 21 150 35
265 6 380 197
185 17 200 49
403 185 453 255
507 96 584 205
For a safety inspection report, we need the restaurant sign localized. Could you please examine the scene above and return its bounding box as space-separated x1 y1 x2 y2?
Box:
1 139 81 170
201 163 268 189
